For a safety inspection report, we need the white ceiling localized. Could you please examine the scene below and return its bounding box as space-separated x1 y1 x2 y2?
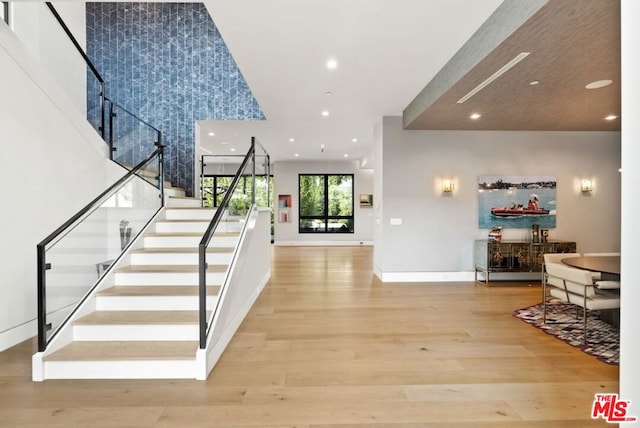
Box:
199 0 504 164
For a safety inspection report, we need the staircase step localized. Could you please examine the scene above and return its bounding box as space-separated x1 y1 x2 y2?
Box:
143 232 239 248
131 246 233 254
114 264 227 286
130 247 234 265
164 207 217 220
155 219 243 234
166 196 201 208
97 285 220 297
115 264 228 274
45 341 197 361
72 310 206 341
95 285 220 310
75 310 201 325
42 341 199 379
164 186 186 198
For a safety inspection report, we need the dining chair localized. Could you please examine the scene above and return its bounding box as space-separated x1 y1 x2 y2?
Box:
541 252 580 301
543 262 620 344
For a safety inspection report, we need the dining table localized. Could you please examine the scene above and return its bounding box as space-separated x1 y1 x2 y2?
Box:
561 255 620 327
561 255 620 276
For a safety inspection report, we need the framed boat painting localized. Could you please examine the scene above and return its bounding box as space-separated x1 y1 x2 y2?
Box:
478 175 556 229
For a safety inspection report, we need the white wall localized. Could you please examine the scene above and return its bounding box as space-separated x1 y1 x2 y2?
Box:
375 116 621 280
272 160 374 245
373 119 385 275
620 0 640 419
11 2 87 117
0 18 110 351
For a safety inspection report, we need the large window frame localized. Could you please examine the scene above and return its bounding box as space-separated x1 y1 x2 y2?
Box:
298 174 354 234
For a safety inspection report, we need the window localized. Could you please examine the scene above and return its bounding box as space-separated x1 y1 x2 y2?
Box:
201 175 272 209
299 174 354 233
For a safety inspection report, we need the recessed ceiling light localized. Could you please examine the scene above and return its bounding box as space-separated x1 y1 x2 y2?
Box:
604 114 618 121
325 91 333 96
352 138 358 143
344 154 349 158
585 79 613 89
294 153 299 157
289 138 295 142
322 110 330 117
230 148 236 152
326 59 337 70
529 80 540 86
470 113 482 120
220 141 230 145
207 132 215 136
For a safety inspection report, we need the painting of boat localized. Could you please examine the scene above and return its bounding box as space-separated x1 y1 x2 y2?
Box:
478 175 556 229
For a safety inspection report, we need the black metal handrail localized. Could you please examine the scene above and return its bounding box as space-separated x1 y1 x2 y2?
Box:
37 145 164 352
108 99 163 162
45 2 107 139
199 137 268 348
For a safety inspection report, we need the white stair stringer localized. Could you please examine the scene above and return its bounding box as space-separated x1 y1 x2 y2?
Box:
34 197 255 381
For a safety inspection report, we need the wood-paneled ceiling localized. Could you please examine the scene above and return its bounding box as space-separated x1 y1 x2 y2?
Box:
404 0 620 131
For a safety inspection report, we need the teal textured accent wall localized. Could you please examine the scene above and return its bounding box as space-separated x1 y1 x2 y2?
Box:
87 2 264 194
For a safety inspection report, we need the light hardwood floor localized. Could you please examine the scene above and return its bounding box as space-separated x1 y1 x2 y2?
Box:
0 246 619 427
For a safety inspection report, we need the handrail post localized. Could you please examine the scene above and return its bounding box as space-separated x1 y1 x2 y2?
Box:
251 137 256 205
157 133 164 206
108 100 115 160
99 83 106 140
266 154 271 207
36 245 47 352
199 243 207 349
200 155 205 208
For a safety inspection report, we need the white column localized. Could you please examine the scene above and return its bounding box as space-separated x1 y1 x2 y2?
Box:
620 0 640 420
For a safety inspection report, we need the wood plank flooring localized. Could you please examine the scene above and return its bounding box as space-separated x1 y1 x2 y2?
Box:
0 246 618 427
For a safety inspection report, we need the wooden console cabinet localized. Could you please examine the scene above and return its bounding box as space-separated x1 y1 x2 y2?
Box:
474 239 576 285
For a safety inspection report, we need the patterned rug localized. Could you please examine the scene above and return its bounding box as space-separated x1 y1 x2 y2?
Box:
513 301 619 365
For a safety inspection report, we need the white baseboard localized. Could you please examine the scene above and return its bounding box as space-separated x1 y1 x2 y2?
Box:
374 270 475 282
374 269 541 283
0 319 36 353
274 241 374 247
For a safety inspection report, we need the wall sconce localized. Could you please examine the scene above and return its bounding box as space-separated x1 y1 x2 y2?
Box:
442 179 454 194
581 179 594 193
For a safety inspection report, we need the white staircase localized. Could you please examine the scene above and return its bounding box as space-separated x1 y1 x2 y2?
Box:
35 185 244 380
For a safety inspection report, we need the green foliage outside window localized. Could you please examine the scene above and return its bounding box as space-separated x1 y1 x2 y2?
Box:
300 175 325 216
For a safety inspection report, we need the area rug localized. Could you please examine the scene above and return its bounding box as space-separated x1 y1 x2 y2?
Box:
513 301 619 365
